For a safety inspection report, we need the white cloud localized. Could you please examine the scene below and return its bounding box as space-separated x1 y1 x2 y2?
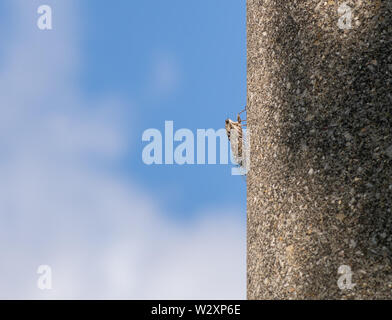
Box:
0 0 245 299
152 53 180 95
143 51 181 101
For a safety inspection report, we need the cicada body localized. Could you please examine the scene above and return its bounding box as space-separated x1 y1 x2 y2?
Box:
225 108 246 166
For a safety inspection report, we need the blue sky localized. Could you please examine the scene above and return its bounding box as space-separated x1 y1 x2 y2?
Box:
79 0 246 218
0 0 246 299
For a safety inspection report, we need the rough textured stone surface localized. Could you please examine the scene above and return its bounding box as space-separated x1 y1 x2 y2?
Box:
247 0 392 299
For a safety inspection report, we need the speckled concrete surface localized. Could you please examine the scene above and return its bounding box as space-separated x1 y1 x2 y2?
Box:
247 0 392 299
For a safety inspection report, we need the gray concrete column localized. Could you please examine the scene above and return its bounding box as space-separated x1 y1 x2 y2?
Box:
247 0 392 299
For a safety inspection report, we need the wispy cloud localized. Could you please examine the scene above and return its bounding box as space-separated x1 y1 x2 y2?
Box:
150 51 181 97
0 0 245 299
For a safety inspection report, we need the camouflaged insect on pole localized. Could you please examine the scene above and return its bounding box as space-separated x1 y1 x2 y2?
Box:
226 109 247 167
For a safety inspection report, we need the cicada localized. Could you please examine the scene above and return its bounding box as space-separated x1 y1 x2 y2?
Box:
225 107 247 166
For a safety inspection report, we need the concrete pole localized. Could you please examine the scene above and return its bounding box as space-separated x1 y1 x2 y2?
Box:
247 0 392 299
